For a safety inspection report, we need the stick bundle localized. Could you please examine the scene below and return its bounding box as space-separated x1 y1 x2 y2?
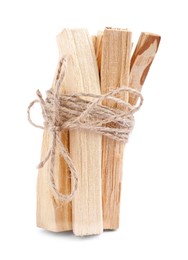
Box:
30 27 161 236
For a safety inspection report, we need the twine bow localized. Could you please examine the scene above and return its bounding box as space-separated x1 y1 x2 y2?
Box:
28 57 143 202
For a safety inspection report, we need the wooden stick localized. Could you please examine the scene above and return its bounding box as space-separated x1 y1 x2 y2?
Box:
96 31 103 73
57 29 103 236
99 31 160 230
100 28 132 230
129 32 161 105
91 35 97 52
37 70 72 232
91 32 103 73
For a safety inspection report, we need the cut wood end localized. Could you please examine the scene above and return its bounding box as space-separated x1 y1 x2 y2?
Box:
56 28 90 50
104 27 132 37
130 32 161 73
141 32 161 50
105 27 129 31
58 28 88 34
131 33 161 64
141 32 161 37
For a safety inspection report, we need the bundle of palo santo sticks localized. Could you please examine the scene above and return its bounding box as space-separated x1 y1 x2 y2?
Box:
28 27 160 236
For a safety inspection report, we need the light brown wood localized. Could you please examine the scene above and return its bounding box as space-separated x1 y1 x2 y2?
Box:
37 68 72 232
36 29 160 234
95 31 103 73
57 29 103 236
91 35 97 52
99 31 160 230
129 32 161 105
100 28 132 230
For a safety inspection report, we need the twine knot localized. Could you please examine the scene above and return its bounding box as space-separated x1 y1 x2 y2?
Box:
48 125 62 133
28 57 143 202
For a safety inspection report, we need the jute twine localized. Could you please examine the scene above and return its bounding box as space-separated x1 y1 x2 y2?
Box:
27 57 143 202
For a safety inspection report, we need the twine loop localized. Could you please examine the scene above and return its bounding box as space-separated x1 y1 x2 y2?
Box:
27 57 143 202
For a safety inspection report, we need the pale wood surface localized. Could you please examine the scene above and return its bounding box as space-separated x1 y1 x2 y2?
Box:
129 32 161 105
96 31 103 73
37 29 160 234
95 30 160 230
57 29 103 236
91 35 97 52
100 28 132 229
37 70 72 232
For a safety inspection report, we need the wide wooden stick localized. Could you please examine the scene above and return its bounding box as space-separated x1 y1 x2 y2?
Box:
100 28 132 230
57 29 103 236
37 68 72 232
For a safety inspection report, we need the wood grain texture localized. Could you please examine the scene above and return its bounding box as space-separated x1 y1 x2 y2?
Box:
57 29 103 236
129 32 161 105
100 28 132 230
91 35 97 52
96 31 103 73
36 29 160 234
95 30 160 230
37 69 72 232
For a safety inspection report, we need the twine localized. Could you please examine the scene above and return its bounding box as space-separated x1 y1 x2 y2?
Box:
27 57 143 202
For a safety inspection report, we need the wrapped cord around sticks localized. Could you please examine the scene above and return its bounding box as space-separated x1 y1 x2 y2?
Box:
27 57 143 203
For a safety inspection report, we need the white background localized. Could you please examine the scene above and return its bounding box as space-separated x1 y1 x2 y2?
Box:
0 0 187 259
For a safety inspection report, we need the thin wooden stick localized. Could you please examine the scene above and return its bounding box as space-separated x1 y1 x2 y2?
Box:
100 28 132 229
91 35 97 52
37 68 72 232
129 32 161 105
96 31 103 73
57 29 103 236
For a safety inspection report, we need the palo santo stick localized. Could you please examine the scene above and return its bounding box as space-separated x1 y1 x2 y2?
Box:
37 69 72 232
100 28 132 229
57 29 103 236
92 35 97 51
91 32 103 73
96 31 103 73
129 32 161 105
